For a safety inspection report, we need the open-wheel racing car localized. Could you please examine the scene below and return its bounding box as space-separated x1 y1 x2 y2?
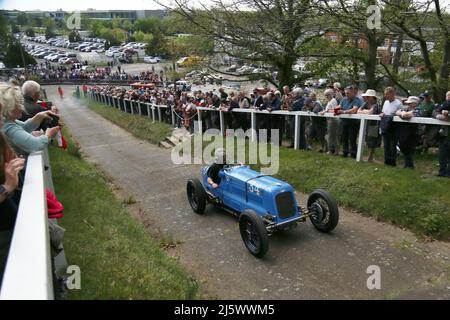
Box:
187 164 339 258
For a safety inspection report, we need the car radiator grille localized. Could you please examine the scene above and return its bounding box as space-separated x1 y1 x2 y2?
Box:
276 192 296 219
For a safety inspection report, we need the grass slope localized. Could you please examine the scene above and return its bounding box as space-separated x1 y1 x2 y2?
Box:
49 131 199 299
86 99 173 145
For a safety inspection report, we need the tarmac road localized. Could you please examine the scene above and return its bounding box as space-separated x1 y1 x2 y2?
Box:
46 85 450 299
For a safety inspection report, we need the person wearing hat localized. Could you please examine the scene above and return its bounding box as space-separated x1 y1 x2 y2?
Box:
358 89 381 162
395 96 422 168
418 91 435 117
417 91 438 154
207 148 227 189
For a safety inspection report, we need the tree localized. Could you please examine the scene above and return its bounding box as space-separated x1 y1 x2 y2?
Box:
146 31 167 57
17 12 28 26
163 0 327 89
43 17 56 39
25 27 35 37
382 0 450 102
4 40 36 68
0 13 9 53
135 17 163 34
68 30 81 43
314 0 388 90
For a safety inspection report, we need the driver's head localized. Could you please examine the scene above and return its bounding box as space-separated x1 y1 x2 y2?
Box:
215 148 226 165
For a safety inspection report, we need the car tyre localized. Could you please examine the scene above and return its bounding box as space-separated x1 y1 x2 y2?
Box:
239 210 269 258
307 189 339 232
187 178 207 214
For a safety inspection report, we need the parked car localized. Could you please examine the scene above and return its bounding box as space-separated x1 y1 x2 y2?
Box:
62 58 80 65
226 65 238 72
236 65 254 74
143 56 160 64
252 68 268 74
187 165 339 258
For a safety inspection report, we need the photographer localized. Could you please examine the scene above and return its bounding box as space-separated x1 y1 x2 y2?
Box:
0 84 60 157
20 80 59 131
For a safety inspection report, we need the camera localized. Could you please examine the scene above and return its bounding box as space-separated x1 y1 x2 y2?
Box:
44 114 60 128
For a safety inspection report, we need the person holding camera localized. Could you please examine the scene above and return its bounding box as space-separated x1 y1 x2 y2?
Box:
435 91 450 177
20 80 59 131
0 84 59 157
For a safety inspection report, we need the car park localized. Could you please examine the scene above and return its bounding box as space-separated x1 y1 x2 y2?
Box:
187 165 339 258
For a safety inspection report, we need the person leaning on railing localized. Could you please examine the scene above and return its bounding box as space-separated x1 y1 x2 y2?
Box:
0 84 60 157
336 86 362 159
435 90 450 177
0 101 25 285
357 89 381 162
395 96 422 169
380 87 403 166
320 89 340 155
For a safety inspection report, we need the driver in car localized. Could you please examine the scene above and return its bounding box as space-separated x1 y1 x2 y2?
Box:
207 148 226 189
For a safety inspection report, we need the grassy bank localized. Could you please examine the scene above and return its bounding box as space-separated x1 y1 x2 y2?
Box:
84 97 450 240
86 99 173 145
49 130 199 299
274 146 450 240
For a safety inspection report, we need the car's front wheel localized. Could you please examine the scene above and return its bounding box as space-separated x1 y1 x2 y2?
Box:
307 189 339 232
187 178 207 214
239 210 269 258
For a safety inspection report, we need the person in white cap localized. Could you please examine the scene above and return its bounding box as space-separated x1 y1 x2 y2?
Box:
358 89 381 161
207 148 227 189
395 96 422 168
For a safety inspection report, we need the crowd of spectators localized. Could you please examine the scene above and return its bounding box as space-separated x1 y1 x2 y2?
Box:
16 64 165 83
0 80 61 283
91 82 450 175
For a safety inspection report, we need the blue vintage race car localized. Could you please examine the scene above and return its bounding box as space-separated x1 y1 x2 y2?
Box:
187 164 339 258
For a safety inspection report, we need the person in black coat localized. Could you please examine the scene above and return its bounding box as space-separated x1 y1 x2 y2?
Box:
395 96 422 169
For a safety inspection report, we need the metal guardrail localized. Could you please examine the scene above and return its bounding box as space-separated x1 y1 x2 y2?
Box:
90 92 450 162
0 150 54 300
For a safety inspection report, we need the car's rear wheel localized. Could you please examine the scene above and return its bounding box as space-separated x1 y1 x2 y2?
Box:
187 178 207 214
239 210 269 258
307 189 339 232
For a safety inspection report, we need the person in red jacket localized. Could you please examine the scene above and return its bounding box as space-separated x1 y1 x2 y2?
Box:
82 84 88 97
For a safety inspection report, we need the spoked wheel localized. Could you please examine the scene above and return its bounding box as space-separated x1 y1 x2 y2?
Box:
307 189 339 232
186 178 207 214
239 210 269 258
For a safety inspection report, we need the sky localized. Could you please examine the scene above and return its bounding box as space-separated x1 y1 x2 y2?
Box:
0 0 449 11
0 0 167 11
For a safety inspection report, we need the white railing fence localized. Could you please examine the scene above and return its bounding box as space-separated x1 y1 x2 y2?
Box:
90 92 450 162
0 148 65 300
